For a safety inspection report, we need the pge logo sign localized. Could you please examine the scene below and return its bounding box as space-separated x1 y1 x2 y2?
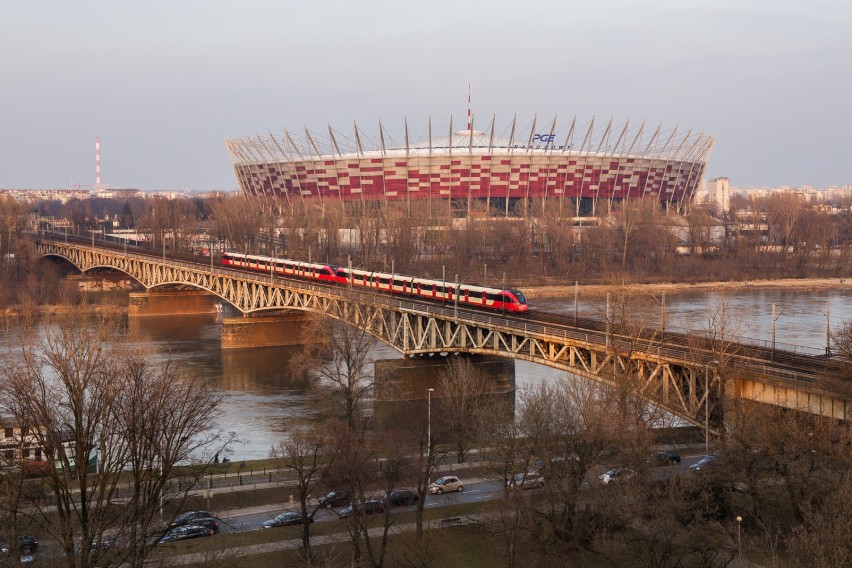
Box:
532 133 556 144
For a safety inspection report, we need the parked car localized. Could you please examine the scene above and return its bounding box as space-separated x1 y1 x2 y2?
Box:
262 511 312 528
506 472 545 490
386 489 419 507
428 476 464 494
317 489 352 509
158 525 215 543
648 451 681 466
169 510 214 529
690 454 720 473
598 468 636 485
0 535 39 555
337 500 386 519
184 517 218 533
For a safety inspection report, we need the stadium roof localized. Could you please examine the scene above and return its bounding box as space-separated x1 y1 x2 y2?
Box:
226 116 714 165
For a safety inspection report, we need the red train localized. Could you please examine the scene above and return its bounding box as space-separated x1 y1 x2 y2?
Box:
220 252 528 313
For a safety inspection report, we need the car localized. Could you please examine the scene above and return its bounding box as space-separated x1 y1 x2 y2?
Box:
184 517 218 533
317 489 352 509
506 472 545 490
385 489 419 507
158 525 215 543
598 468 636 485
648 451 681 466
690 454 720 473
337 500 386 519
169 510 214 529
0 535 39 555
428 476 463 494
262 511 313 528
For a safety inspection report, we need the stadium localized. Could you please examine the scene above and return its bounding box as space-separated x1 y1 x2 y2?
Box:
225 115 714 216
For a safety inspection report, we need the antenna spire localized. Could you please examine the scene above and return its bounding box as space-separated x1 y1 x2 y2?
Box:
467 83 472 131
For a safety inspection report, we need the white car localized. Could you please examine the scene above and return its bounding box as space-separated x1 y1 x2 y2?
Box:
428 476 464 494
598 468 635 485
506 472 545 490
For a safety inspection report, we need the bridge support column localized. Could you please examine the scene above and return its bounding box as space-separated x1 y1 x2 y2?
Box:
221 313 309 349
373 354 516 431
128 291 220 316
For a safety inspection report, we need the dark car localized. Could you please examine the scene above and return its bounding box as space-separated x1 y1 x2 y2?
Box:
648 451 682 466
262 511 313 528
338 500 385 519
0 535 39 555
318 489 352 509
158 525 215 543
386 489 419 507
184 517 218 533
690 454 720 473
169 510 214 529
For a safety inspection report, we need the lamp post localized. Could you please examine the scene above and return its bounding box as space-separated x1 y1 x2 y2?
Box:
736 515 743 557
427 388 435 451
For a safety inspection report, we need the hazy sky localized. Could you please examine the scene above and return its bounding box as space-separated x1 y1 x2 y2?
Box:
1 0 849 191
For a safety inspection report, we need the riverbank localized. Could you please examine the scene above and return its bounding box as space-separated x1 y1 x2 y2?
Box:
1 303 126 318
524 276 850 300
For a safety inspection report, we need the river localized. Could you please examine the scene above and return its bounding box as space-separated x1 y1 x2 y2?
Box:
2 286 850 459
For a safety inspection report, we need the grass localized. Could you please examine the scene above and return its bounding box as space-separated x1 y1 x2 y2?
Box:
174 524 505 568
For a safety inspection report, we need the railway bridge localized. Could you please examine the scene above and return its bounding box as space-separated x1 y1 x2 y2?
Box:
34 238 851 435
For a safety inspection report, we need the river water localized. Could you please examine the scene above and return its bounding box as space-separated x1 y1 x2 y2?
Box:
2 286 851 459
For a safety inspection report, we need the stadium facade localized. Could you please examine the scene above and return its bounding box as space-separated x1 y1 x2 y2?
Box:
225 116 714 215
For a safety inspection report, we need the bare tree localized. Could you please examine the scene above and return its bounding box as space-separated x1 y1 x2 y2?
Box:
613 198 659 272
293 313 375 430
269 428 333 564
517 378 642 552
0 306 225 568
207 192 268 254
113 355 226 568
436 355 491 464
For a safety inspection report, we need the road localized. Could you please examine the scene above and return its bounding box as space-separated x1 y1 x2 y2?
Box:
218 451 712 533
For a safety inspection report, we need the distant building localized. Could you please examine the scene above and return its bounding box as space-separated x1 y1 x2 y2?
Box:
707 177 730 213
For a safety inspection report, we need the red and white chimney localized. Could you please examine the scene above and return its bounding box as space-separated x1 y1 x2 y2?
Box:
95 137 101 186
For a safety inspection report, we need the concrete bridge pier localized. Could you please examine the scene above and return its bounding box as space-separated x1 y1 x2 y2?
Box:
373 354 516 431
128 290 221 316
220 313 310 349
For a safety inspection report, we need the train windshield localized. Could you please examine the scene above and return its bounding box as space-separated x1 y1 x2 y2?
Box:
510 289 527 305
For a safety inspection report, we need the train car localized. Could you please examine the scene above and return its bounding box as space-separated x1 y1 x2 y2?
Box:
221 252 338 283
334 267 528 313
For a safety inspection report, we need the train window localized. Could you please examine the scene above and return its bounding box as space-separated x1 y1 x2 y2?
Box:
511 290 527 304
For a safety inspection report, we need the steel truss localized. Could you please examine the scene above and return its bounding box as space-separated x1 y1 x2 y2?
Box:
36 240 849 431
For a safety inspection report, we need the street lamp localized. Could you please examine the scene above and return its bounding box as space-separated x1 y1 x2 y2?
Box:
736 515 743 557
427 388 435 451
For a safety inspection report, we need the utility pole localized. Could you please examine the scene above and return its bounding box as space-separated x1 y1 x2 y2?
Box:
454 273 459 318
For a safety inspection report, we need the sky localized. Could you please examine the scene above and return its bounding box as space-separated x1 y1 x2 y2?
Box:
1 0 850 191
